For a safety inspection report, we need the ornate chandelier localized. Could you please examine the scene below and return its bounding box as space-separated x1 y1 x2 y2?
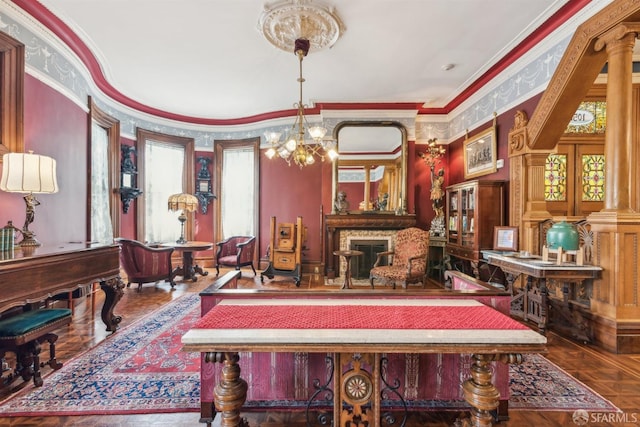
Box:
419 138 446 170
264 38 338 168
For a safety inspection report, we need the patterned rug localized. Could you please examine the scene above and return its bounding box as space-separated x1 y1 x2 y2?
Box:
0 294 618 416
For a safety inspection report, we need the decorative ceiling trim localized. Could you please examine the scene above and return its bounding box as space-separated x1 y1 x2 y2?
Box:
258 0 345 53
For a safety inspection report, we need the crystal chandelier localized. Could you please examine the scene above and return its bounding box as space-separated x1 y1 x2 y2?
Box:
264 38 338 168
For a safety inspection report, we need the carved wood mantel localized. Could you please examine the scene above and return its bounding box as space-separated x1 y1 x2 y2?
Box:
325 214 416 278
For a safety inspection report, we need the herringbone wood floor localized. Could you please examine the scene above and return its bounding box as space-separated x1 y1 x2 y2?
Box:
1 269 639 426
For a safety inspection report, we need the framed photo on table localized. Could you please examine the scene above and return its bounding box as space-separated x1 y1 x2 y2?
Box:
463 126 497 179
493 226 518 251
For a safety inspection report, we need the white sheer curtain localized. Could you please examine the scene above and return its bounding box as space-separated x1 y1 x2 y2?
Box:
144 141 185 243
221 147 255 237
90 121 114 243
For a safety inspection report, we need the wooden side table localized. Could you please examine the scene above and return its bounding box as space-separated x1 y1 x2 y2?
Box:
333 250 364 289
160 241 213 281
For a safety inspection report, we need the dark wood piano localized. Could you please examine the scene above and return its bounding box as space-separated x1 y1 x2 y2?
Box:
0 243 124 332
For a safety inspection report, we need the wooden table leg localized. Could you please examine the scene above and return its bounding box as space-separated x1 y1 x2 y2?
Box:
206 352 249 427
99 276 125 332
463 353 522 427
341 255 353 289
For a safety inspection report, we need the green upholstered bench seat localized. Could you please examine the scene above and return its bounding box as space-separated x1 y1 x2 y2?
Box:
0 308 72 338
0 308 72 392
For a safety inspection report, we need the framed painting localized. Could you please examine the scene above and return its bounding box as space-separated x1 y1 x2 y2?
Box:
493 226 518 251
463 126 497 179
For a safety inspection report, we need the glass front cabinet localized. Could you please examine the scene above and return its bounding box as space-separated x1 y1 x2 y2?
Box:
445 180 505 263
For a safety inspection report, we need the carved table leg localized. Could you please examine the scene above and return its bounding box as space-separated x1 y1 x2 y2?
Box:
462 353 523 427
100 276 125 332
207 352 249 427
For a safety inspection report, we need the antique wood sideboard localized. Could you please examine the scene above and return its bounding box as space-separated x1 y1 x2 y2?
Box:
0 243 125 332
483 251 602 341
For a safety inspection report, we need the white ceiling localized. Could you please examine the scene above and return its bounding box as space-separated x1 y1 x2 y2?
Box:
34 0 574 122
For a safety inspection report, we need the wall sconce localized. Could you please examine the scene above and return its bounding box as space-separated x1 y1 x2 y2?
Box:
167 193 198 244
118 145 142 213
0 151 59 247
195 157 216 214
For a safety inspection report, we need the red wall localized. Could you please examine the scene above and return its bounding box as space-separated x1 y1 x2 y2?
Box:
0 75 88 245
259 153 332 263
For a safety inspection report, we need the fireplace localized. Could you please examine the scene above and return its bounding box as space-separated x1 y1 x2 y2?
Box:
349 239 388 279
325 213 416 279
338 229 397 281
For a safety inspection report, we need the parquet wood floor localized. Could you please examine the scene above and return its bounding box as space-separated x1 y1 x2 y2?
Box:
1 270 639 426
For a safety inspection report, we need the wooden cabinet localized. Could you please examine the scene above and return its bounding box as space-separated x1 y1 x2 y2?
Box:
445 180 505 262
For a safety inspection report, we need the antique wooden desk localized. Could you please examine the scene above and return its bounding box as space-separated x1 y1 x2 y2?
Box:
182 298 546 427
483 251 602 339
0 243 124 332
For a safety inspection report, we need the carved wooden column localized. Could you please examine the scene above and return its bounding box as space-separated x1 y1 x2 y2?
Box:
588 24 640 353
507 111 552 254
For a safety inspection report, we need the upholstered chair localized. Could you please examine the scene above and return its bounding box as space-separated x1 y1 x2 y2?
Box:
369 227 430 289
214 236 257 276
116 238 175 292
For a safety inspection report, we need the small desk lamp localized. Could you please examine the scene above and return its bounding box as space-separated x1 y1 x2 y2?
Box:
0 151 58 247
167 193 198 244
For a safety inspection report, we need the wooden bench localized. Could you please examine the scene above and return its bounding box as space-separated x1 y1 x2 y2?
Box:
0 308 72 393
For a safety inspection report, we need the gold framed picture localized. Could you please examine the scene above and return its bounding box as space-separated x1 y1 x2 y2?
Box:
463 126 497 179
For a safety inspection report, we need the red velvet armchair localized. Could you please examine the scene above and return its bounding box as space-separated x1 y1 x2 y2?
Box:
369 227 430 289
214 236 257 276
116 238 175 292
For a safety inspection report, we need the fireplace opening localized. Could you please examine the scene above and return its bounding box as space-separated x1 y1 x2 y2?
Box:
350 240 388 279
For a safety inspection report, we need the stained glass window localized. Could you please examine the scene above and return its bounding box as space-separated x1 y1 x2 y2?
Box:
545 154 567 201
565 101 607 134
582 154 605 201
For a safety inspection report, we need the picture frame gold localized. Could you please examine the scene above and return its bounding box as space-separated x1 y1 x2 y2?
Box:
463 126 497 179
493 226 518 251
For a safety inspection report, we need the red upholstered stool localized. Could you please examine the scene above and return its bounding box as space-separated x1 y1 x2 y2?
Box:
0 308 72 393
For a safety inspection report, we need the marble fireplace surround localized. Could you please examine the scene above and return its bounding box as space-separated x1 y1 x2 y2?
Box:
325 213 417 279
339 230 396 279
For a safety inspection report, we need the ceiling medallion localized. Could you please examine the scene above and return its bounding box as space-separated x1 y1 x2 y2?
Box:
259 0 345 53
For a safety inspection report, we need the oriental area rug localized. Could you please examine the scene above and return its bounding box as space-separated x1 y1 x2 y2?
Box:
0 293 618 416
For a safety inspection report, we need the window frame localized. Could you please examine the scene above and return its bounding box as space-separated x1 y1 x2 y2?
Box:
0 31 25 158
88 97 120 240
214 138 259 245
136 128 195 243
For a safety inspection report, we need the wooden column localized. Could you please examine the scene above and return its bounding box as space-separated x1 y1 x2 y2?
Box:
507 111 552 254
595 27 637 213
363 166 371 209
588 24 640 353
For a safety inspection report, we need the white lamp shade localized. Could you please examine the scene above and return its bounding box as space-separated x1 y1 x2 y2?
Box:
0 152 59 194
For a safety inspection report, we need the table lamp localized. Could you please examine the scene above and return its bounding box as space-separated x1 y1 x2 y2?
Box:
167 193 198 244
0 151 58 247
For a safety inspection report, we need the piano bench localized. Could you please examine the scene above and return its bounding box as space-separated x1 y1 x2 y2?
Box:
0 308 72 393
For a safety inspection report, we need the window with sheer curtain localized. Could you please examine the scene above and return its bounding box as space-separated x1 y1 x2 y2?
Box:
89 99 119 243
90 121 114 243
215 139 259 243
144 141 185 243
136 128 195 244
221 147 255 237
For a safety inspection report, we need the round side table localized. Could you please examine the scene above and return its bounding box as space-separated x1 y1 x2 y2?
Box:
333 250 364 289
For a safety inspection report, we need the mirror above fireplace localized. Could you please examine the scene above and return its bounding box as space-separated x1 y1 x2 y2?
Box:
332 121 407 214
